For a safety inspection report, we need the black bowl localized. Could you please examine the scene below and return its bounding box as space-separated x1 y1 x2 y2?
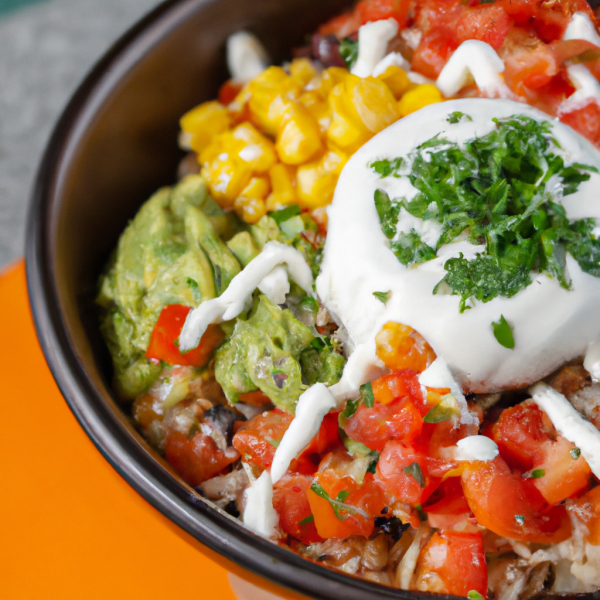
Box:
23 0 592 598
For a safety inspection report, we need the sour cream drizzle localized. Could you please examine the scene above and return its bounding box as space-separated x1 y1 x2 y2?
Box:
179 241 312 351
317 98 600 394
530 383 600 478
436 40 509 98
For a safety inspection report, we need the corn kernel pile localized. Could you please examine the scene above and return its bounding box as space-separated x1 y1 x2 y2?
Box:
180 59 443 224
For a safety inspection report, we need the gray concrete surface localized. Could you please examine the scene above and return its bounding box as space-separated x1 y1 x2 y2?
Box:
0 0 161 269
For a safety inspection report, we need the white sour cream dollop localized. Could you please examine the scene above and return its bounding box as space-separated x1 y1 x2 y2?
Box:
317 98 600 393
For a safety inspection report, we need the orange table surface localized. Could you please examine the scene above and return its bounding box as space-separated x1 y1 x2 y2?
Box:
0 260 291 600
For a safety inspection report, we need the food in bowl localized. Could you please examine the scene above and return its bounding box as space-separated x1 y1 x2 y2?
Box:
97 0 600 596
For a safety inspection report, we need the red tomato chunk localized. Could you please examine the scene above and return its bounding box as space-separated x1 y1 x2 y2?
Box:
146 304 224 367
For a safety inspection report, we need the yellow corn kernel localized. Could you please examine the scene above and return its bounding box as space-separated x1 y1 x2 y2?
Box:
298 91 332 133
276 104 323 165
179 101 231 154
289 58 318 86
317 67 352 99
376 66 413 100
241 176 271 200
202 156 252 208
347 77 399 133
326 81 371 155
266 163 298 211
248 66 303 135
296 149 347 210
231 122 277 174
233 196 267 224
398 84 443 117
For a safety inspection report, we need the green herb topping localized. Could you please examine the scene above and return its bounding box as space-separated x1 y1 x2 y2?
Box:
369 157 403 178
187 277 202 304
468 591 486 600
403 462 425 487
571 447 582 460
373 291 391 304
310 482 367 521
423 402 458 424
299 515 314 525
361 381 375 408
372 115 600 311
447 111 472 124
530 469 545 478
343 398 359 419
492 315 515 349
515 514 526 525
269 204 301 225
339 37 359 70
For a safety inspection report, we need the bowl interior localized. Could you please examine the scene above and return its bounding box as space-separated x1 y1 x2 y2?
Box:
27 1 580 599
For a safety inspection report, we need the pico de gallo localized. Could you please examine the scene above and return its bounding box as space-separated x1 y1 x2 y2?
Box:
97 0 600 597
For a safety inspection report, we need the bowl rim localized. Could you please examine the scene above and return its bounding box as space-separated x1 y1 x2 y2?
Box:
22 1 499 599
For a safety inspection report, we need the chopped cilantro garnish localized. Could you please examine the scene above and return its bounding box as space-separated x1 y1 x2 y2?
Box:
310 482 362 520
530 469 545 478
343 398 359 418
361 382 375 408
373 291 390 304
515 514 526 525
447 111 472 124
339 37 359 70
366 450 380 474
369 157 403 178
311 336 331 351
187 277 202 304
468 591 486 600
267 439 281 448
571 447 582 460
492 315 515 349
391 231 437 267
374 115 600 310
423 403 457 423
299 515 314 525
270 204 301 225
403 462 425 487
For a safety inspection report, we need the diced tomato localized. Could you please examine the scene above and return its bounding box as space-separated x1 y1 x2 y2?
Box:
238 390 272 406
343 397 423 451
371 369 427 411
301 412 341 458
164 430 239 487
415 0 465 32
461 456 572 544
496 0 536 24
561 101 600 147
218 80 244 105
308 470 386 539
412 26 459 80
355 0 411 29
423 477 470 515
273 474 323 544
376 441 444 505
492 400 592 504
522 67 575 116
492 401 552 471
502 30 559 93
457 5 511 51
570 486 600 545
533 435 591 505
232 408 292 470
415 531 487 597
146 304 224 367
